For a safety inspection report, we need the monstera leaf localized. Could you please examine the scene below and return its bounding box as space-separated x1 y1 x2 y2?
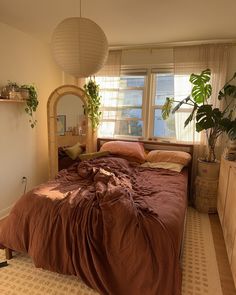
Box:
196 105 222 132
190 69 212 103
225 119 236 140
189 69 211 84
218 84 236 100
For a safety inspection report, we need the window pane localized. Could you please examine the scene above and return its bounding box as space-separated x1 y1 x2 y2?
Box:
116 120 143 136
175 111 201 142
120 76 145 88
174 75 192 108
95 74 145 138
98 120 143 137
100 90 119 107
102 108 142 120
100 90 143 107
95 76 120 89
155 74 174 105
154 109 176 138
119 90 143 106
98 122 115 137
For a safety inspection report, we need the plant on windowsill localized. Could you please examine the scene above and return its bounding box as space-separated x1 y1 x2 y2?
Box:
162 69 236 165
83 78 102 131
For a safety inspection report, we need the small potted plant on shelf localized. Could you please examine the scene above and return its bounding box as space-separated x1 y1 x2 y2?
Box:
162 69 236 178
1 81 39 128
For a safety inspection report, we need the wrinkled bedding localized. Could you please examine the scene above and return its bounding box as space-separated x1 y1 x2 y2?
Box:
0 156 188 295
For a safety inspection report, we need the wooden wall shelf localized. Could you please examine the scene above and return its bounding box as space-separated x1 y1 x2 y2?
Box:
0 99 26 103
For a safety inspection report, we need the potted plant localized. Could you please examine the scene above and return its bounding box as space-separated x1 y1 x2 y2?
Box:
162 69 236 178
21 84 39 128
83 78 102 131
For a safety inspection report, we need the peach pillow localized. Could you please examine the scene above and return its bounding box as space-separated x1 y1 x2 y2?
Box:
146 150 191 166
100 141 146 163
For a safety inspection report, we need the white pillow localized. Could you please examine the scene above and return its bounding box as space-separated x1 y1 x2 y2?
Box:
141 161 184 172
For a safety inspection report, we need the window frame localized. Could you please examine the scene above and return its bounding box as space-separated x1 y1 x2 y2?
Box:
95 65 197 142
97 69 148 139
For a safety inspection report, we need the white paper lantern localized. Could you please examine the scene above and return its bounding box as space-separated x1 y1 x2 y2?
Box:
51 17 108 78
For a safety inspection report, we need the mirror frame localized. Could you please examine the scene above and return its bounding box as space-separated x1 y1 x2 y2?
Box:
47 85 89 179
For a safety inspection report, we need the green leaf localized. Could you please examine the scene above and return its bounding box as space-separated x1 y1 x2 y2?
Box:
191 82 212 103
196 105 215 132
218 84 236 100
83 79 101 130
162 97 174 120
189 69 211 85
184 104 198 127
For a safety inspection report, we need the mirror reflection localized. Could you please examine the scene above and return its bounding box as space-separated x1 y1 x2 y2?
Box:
56 94 87 171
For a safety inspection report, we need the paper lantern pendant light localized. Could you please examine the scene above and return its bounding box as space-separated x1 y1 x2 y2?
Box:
51 17 108 78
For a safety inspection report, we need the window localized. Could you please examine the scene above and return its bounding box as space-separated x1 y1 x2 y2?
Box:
95 69 200 142
95 73 146 138
151 73 200 141
151 73 175 138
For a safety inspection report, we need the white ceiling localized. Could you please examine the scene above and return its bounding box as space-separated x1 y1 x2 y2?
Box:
0 0 236 46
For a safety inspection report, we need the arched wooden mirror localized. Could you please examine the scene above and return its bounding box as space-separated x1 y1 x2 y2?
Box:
47 85 91 179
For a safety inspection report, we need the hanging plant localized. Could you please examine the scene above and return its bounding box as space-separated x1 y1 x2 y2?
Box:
83 78 102 131
21 84 39 128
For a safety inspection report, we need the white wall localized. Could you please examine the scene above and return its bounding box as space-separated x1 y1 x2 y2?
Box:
0 22 62 218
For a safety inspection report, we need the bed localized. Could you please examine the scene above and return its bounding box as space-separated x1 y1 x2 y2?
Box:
0 139 193 295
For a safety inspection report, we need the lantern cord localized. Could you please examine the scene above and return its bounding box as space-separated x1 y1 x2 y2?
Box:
80 0 82 17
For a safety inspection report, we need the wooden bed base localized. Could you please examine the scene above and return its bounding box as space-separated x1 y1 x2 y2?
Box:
5 248 13 260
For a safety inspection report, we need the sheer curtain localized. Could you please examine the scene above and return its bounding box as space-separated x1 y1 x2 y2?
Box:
96 50 122 138
174 44 230 187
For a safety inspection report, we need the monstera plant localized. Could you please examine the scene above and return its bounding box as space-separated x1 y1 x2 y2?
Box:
162 69 236 162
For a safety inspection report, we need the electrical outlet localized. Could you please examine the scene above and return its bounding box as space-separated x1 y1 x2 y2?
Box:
21 176 27 183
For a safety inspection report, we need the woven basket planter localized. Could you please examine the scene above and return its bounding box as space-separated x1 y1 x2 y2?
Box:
194 176 218 213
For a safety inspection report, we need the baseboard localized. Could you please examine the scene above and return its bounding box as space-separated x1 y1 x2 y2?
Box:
0 206 12 220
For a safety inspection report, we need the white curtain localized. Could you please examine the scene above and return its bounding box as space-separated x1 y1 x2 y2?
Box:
96 50 122 138
174 44 230 188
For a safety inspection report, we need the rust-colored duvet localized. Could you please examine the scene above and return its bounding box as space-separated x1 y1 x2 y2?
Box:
0 157 188 295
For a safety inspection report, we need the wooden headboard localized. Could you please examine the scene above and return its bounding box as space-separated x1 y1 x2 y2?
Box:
97 137 194 200
97 137 193 154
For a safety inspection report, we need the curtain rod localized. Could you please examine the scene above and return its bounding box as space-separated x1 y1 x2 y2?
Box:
108 39 236 51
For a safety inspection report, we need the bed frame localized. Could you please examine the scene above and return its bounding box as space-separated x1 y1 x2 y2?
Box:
5 137 193 261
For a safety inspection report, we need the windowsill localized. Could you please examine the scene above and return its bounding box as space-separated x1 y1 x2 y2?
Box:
98 136 198 146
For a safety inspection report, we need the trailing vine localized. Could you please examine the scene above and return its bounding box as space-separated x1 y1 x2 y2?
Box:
21 84 39 128
83 78 101 131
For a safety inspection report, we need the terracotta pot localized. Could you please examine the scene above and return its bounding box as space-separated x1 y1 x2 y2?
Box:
197 158 220 180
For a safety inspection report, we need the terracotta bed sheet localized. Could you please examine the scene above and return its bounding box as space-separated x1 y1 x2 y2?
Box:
0 156 188 295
